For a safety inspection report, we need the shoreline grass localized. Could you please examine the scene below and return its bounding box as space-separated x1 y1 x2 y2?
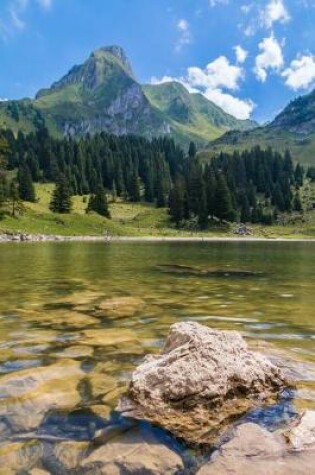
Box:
1 183 315 241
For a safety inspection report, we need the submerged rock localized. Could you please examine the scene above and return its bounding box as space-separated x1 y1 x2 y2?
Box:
17 308 99 328
284 410 315 450
96 296 145 318
118 322 289 445
156 264 265 278
0 360 84 432
55 345 94 359
81 426 184 474
80 328 138 347
0 440 43 474
197 418 315 474
54 440 89 470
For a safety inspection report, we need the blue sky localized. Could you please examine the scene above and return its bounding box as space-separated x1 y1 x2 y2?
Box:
0 0 314 123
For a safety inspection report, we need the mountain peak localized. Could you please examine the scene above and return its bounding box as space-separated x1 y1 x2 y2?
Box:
36 45 135 97
271 88 315 134
90 45 134 78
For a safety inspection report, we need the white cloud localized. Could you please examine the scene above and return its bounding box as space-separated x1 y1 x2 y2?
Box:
187 56 243 91
241 4 253 15
36 0 53 9
0 0 53 40
262 0 290 28
151 54 255 120
177 19 188 32
204 88 255 120
240 0 290 37
175 18 192 52
209 0 229 6
254 35 284 82
282 54 315 90
234 45 248 63
9 7 25 30
0 98 9 102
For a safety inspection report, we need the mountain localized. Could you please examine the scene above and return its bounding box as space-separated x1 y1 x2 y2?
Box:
203 89 315 166
0 45 256 147
143 82 256 143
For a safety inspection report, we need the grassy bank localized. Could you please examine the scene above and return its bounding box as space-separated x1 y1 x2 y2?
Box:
1 183 315 240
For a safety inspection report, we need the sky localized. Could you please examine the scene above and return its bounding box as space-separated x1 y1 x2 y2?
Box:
0 0 314 123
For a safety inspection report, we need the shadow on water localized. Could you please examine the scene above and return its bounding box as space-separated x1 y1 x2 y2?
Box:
155 264 268 279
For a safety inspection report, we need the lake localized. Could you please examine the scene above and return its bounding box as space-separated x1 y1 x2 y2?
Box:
0 241 314 472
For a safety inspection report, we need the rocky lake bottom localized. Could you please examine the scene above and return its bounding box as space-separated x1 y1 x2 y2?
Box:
0 241 314 473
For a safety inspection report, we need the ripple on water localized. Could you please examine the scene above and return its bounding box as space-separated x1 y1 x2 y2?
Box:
188 315 259 324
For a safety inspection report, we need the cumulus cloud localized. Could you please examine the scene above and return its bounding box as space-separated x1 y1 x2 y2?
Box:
282 54 315 90
187 56 244 91
240 0 290 37
262 0 290 28
175 18 192 52
234 45 248 64
204 88 255 120
151 54 255 120
254 35 284 82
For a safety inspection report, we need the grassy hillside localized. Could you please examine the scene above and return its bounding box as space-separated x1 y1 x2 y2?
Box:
1 183 315 239
204 89 315 166
0 100 44 136
202 127 315 167
143 82 256 145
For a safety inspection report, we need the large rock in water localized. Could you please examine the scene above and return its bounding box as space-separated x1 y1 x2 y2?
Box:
118 322 289 445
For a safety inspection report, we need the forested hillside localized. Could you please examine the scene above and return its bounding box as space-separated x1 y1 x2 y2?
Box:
204 89 315 167
0 127 310 231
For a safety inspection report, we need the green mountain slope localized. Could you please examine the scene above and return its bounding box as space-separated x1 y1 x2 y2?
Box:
143 81 256 143
0 45 256 147
204 89 315 166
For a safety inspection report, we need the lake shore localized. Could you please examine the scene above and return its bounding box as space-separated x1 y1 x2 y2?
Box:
1 231 315 243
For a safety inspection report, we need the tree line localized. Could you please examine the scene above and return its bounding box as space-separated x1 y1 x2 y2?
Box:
0 127 308 227
169 144 305 228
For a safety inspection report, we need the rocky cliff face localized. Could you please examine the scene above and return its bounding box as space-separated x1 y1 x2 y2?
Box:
62 82 170 138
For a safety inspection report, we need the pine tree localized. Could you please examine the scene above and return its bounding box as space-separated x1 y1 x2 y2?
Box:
49 175 72 214
272 184 285 212
204 164 216 218
87 185 110 218
18 164 36 202
214 174 235 222
293 191 303 212
294 164 304 187
129 169 140 202
9 180 22 217
188 141 197 159
198 185 208 229
239 192 251 223
169 180 184 226
306 167 315 182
